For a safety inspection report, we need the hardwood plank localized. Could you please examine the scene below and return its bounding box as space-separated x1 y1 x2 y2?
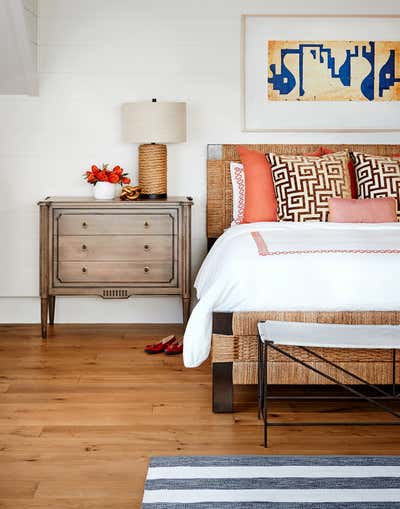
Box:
0 426 42 438
0 403 153 426
0 500 133 509
0 384 9 393
34 480 142 499
0 481 38 498
0 385 210 402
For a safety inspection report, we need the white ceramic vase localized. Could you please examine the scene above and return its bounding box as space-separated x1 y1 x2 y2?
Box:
93 182 116 200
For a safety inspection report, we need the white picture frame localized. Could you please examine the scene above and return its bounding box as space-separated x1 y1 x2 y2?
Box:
241 14 400 132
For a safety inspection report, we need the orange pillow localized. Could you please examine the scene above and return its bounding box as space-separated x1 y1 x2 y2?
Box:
238 146 325 223
348 160 357 199
237 146 277 223
328 197 398 223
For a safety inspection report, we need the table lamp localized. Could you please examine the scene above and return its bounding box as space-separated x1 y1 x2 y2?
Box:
122 99 187 199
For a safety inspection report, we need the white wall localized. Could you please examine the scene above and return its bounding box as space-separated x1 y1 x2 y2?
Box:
0 0 38 95
1 0 400 324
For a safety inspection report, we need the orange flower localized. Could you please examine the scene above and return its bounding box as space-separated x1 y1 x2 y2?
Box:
108 172 120 184
91 165 99 174
96 170 108 182
122 176 131 185
112 165 123 176
87 174 96 183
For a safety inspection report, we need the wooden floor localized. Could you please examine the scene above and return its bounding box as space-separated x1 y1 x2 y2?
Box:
1 324 400 508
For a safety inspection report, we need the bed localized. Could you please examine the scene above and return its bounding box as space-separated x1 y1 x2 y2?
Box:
184 144 400 413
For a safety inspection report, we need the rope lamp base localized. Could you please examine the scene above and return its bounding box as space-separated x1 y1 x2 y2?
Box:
138 143 167 199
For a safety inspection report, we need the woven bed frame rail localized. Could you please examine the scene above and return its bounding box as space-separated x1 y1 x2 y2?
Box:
207 143 400 244
212 311 400 413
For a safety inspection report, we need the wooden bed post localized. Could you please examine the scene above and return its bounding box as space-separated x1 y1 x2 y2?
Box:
212 312 234 413
213 362 233 413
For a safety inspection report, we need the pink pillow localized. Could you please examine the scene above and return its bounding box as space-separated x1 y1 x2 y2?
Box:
328 197 398 223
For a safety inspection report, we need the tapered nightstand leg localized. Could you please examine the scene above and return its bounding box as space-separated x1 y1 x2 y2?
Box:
41 298 48 339
182 297 190 327
48 296 56 325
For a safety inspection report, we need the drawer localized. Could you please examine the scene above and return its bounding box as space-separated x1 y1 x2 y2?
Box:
57 235 175 262
56 261 176 284
56 211 176 236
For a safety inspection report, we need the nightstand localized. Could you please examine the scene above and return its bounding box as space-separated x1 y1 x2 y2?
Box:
38 196 193 338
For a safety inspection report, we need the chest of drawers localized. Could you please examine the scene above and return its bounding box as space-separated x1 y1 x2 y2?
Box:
38 197 193 338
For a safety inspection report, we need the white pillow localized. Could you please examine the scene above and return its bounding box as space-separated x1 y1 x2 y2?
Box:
230 161 245 225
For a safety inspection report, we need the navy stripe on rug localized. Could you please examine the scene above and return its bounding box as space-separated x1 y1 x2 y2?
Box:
149 456 400 467
145 477 400 490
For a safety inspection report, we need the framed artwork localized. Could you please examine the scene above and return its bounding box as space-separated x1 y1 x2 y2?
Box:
241 15 400 132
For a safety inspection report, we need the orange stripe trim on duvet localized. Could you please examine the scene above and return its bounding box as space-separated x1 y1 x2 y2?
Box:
250 231 270 255
250 231 400 257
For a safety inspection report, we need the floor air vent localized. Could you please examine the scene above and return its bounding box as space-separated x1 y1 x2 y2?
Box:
102 289 129 299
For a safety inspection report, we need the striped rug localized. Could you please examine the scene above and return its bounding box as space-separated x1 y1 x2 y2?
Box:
142 455 400 508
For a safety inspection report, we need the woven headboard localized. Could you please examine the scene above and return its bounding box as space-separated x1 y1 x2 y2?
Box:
207 143 400 247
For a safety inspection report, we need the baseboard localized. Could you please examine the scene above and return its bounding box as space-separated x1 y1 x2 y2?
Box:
0 296 182 324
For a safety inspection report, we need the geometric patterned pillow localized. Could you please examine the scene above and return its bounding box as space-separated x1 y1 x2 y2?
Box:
268 151 351 221
352 152 400 219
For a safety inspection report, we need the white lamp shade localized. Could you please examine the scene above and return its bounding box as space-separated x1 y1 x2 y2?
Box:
122 101 187 144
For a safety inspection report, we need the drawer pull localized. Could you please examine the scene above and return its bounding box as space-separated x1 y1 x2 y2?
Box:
144 266 150 273
144 244 150 251
82 221 88 229
82 244 87 251
144 221 149 228
82 267 87 273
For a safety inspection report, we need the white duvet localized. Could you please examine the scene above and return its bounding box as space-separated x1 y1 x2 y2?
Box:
183 222 400 368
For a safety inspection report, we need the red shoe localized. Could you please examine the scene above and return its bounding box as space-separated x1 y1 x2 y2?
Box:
164 338 183 355
144 335 176 354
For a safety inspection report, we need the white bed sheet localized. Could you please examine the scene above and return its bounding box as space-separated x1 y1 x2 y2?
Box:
183 222 400 368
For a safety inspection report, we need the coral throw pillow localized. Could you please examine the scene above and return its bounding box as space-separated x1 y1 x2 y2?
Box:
328 197 398 223
268 151 351 222
237 146 277 223
352 152 400 219
237 146 326 223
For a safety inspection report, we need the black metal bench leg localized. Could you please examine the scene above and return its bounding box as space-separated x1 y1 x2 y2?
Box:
263 341 269 448
258 334 263 419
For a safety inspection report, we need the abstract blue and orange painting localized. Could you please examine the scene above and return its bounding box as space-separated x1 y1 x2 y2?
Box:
268 41 400 101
